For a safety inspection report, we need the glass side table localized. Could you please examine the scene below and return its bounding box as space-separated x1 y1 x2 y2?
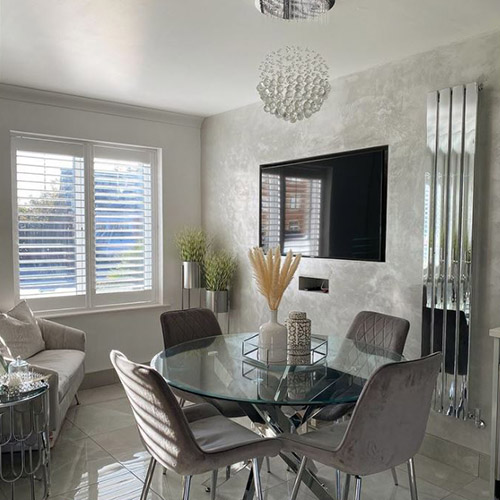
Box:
0 384 50 500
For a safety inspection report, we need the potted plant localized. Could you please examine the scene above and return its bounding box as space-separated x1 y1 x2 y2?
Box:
204 251 237 313
175 227 208 289
248 246 301 363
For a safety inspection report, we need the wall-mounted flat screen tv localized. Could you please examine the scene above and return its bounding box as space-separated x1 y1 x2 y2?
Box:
259 146 388 262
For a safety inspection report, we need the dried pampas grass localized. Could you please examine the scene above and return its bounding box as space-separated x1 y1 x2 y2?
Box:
248 246 301 311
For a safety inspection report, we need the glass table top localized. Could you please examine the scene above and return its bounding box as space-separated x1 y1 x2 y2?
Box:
152 333 404 406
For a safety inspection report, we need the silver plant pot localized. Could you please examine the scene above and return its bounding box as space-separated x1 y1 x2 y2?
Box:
205 290 229 314
182 261 201 289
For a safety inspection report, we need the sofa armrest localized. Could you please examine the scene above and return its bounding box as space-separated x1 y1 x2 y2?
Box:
37 319 86 352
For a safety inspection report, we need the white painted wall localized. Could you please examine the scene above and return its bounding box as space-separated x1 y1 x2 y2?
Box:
0 87 202 373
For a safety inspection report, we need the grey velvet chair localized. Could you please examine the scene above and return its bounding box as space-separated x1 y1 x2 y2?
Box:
160 308 246 418
281 353 442 500
315 311 410 423
110 351 281 500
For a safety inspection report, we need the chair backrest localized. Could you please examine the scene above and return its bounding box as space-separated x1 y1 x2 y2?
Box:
346 311 410 355
337 352 442 476
110 350 204 475
160 308 222 350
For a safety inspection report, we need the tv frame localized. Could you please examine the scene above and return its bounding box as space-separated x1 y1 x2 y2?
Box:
258 145 388 262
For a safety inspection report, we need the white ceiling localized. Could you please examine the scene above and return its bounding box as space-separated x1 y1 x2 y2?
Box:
1 0 500 117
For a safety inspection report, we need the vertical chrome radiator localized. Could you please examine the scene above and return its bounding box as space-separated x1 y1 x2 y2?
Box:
421 83 479 421
491 328 500 499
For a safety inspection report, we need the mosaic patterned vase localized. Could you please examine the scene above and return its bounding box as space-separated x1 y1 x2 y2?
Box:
286 311 312 356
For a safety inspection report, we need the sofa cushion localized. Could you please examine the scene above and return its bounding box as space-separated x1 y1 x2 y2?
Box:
29 349 85 402
0 301 45 359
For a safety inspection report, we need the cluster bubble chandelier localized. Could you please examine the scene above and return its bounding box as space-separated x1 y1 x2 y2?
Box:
257 46 331 123
255 0 336 21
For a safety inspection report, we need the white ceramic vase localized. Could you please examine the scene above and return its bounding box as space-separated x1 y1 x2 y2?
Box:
259 309 287 363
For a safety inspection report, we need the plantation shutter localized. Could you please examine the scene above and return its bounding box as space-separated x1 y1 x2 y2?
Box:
261 172 281 250
91 146 156 306
283 176 322 257
14 137 86 311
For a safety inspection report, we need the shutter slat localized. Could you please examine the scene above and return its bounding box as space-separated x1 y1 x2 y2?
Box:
93 154 153 295
16 147 86 299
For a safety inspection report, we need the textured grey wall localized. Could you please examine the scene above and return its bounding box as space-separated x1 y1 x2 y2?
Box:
201 31 500 454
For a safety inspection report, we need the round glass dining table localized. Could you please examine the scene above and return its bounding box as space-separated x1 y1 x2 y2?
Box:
151 333 404 500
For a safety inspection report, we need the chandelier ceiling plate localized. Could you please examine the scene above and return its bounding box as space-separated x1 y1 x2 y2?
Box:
256 0 336 20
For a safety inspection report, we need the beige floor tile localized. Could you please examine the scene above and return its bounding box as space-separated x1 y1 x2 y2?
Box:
77 384 126 406
0 438 126 498
48 468 164 500
91 425 144 458
56 418 88 443
66 398 135 436
396 455 475 493
452 477 489 499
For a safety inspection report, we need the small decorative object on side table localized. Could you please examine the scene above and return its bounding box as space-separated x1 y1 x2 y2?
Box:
0 371 50 500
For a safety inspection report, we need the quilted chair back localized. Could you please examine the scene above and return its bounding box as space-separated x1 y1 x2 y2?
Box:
160 308 222 350
110 351 204 475
338 353 442 476
346 311 410 355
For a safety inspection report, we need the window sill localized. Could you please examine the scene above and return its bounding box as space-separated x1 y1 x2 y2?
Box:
35 302 172 320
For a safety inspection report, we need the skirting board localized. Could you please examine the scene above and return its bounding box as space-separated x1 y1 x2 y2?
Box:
80 361 148 390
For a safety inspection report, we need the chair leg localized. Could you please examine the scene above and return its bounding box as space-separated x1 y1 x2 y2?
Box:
183 475 193 500
179 398 186 408
74 394 80 405
266 456 271 473
354 476 362 500
290 456 307 500
211 469 218 500
342 474 351 500
335 469 342 500
391 467 398 486
407 458 419 500
226 465 231 480
140 457 156 500
252 458 264 500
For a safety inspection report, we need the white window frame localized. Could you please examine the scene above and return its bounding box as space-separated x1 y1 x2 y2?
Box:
11 132 163 315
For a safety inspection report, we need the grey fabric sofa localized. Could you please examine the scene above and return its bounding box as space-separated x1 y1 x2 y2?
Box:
29 319 86 445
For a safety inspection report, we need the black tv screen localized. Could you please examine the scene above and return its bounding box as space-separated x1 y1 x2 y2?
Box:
259 146 388 262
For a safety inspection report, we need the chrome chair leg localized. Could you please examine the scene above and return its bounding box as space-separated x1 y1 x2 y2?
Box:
226 465 231 480
140 457 156 500
252 458 264 500
211 469 218 500
183 475 193 500
266 456 271 473
354 476 362 500
391 467 398 486
342 474 351 500
335 469 342 500
290 456 307 500
407 458 419 500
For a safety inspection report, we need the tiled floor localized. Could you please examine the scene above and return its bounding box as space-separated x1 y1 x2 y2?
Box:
1 384 490 500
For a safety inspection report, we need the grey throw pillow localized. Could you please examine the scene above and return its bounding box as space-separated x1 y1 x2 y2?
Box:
0 301 46 360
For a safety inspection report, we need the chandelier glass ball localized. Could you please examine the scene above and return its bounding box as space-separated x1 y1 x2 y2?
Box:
257 46 331 123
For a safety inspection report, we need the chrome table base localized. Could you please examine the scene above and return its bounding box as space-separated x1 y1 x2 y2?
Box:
241 403 335 500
